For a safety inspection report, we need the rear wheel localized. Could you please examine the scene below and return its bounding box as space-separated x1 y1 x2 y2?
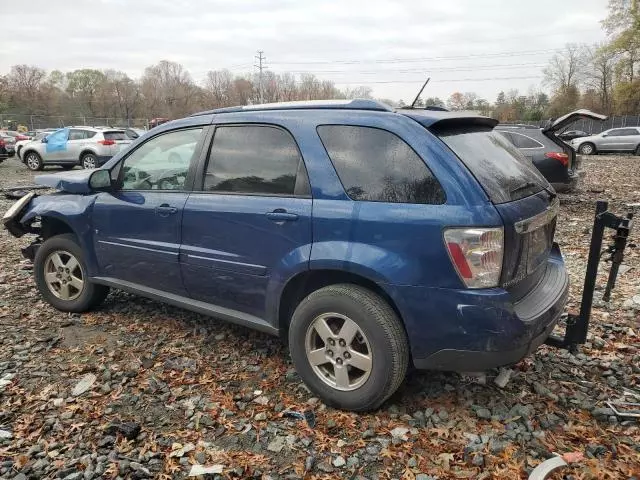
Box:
34 234 109 312
25 152 43 171
634 144 640 156
288 284 409 411
579 143 595 155
81 153 97 169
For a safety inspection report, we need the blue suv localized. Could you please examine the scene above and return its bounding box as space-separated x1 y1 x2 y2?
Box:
3 100 579 411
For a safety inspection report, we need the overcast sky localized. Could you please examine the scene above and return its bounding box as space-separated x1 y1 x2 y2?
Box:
2 0 609 103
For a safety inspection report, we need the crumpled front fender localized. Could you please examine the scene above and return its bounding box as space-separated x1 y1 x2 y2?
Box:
18 194 100 275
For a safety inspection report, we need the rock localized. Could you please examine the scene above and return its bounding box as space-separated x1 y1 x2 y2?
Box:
63 473 84 480
254 412 267 421
592 407 615 419
188 464 223 476
0 430 11 439
408 457 418 468
416 475 437 480
53 398 64 407
361 429 375 439
489 439 509 455
253 396 269 406
304 456 315 471
474 407 492 420
194 452 206 464
346 456 360 468
267 437 285 453
13 475 27 480
592 336 606 349
105 421 141 440
0 373 15 389
72 373 97 397
390 426 409 440
494 368 512 388
169 442 195 458
471 454 484 467
316 462 334 473
333 456 346 467
533 382 559 401
98 435 116 447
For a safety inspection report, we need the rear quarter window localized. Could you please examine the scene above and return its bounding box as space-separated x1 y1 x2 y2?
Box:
103 131 127 141
435 126 550 204
317 125 445 204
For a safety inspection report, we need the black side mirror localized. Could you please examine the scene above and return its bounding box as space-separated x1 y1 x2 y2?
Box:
89 169 112 191
41 137 48 143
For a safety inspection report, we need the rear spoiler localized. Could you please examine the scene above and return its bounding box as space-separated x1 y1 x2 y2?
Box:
399 110 499 131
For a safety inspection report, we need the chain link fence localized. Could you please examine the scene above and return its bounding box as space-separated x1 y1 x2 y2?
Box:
0 114 150 131
504 114 640 134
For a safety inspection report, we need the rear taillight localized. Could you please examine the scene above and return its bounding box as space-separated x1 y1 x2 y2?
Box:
545 152 569 167
0 139 4 147
444 227 504 288
98 139 115 146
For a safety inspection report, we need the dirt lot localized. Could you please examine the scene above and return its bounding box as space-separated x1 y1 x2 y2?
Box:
0 154 639 480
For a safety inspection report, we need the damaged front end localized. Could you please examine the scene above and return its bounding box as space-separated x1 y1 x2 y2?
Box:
2 191 42 261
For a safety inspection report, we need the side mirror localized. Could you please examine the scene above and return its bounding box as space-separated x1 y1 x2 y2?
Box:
89 169 112 191
41 137 48 143
602 133 608 137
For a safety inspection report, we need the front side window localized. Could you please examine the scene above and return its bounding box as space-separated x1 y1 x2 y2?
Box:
607 129 625 136
119 128 203 191
317 125 445 204
204 125 309 196
47 129 68 143
69 129 86 141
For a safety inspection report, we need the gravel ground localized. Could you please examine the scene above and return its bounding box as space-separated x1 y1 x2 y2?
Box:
0 154 639 480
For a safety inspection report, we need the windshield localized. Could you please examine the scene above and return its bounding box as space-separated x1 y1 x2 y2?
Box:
435 126 550 204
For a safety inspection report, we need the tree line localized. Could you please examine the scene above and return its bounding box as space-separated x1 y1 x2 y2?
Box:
0 0 637 124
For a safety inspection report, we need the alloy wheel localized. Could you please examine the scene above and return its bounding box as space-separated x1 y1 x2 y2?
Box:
83 155 96 169
305 313 372 391
26 154 40 170
44 250 84 301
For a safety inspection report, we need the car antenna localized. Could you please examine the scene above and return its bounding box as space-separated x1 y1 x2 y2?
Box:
409 77 430 109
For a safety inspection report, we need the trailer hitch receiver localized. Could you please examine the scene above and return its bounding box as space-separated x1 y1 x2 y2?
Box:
545 200 634 352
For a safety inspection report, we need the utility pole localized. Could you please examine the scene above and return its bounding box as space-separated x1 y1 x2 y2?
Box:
254 50 266 104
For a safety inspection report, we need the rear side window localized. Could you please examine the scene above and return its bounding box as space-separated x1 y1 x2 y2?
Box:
317 125 445 204
436 126 549 204
510 132 543 149
204 125 310 196
103 131 127 141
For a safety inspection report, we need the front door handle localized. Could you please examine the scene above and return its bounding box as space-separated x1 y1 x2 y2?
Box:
156 204 178 217
266 209 298 222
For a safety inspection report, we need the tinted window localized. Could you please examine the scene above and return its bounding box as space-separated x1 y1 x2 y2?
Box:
317 125 445 204
510 132 543 149
120 128 203 191
104 131 127 141
618 128 639 136
205 126 308 196
436 127 549 204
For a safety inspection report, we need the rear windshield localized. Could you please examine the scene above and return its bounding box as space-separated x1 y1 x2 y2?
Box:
435 126 549 204
103 131 127 141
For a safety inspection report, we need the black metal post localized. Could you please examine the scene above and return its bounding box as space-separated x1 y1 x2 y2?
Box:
603 212 633 302
563 200 608 347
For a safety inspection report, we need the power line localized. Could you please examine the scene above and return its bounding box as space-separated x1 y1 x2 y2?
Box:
331 75 545 85
270 48 563 65
279 62 548 75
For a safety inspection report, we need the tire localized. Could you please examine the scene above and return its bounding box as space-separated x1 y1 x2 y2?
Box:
24 151 43 171
635 145 640 156
81 153 97 169
579 143 595 155
34 234 109 313
288 284 409 411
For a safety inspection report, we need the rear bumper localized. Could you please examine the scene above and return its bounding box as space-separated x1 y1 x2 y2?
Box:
390 245 569 371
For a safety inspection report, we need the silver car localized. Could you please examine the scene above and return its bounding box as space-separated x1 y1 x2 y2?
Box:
20 126 131 171
570 127 640 155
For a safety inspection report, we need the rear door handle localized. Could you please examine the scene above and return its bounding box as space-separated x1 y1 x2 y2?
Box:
156 204 178 216
266 209 298 222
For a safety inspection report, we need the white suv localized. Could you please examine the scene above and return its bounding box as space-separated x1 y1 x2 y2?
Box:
20 126 131 171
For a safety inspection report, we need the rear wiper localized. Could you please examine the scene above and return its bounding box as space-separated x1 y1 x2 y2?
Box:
510 181 557 201
510 182 538 195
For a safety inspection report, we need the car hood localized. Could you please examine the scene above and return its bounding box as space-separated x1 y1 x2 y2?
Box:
570 134 599 143
35 169 94 194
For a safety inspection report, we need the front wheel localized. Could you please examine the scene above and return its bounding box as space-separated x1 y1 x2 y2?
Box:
25 152 43 171
81 153 97 169
579 143 595 155
34 234 109 312
288 284 409 411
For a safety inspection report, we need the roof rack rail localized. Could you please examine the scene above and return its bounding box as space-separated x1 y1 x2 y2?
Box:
192 99 394 116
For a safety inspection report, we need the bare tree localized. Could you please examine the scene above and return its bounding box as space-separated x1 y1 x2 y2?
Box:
583 44 616 113
543 43 586 93
7 65 46 113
